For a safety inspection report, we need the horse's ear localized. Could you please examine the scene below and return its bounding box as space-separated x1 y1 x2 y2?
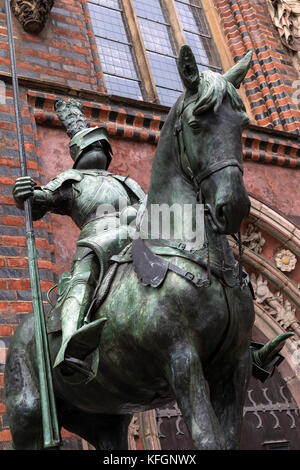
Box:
177 45 200 94
223 50 253 89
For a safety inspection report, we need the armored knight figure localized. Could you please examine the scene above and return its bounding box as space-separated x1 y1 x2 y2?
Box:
13 99 145 376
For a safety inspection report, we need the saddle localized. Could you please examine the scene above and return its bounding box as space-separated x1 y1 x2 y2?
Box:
46 229 254 334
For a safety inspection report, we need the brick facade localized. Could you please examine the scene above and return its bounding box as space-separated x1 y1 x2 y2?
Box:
0 0 298 449
214 0 300 133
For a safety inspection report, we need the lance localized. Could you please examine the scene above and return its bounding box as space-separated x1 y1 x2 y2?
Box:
4 0 60 448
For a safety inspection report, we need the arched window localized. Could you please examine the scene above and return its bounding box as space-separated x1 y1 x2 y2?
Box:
88 0 222 106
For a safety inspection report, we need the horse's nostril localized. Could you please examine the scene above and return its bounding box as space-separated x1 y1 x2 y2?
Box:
216 204 226 222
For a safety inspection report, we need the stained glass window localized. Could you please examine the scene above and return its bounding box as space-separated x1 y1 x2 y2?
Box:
88 0 144 100
132 0 183 107
175 0 222 73
88 0 222 105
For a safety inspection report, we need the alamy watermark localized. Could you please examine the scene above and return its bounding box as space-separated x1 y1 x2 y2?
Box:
95 198 206 249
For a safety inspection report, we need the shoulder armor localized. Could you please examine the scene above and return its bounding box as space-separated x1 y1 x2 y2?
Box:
80 169 111 177
42 169 83 192
112 174 145 202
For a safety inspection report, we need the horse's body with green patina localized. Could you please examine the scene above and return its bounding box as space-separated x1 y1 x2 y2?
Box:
5 47 257 450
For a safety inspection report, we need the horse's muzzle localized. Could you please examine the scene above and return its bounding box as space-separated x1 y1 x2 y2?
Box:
214 197 250 234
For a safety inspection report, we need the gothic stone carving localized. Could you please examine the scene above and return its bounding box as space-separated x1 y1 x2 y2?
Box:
11 0 55 34
128 415 140 450
267 0 300 51
275 249 297 272
242 223 266 254
251 273 300 338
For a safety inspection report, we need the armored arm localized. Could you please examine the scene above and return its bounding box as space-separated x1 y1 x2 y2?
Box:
13 174 75 220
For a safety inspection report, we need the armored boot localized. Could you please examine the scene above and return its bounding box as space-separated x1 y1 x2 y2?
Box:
53 253 106 377
251 332 294 382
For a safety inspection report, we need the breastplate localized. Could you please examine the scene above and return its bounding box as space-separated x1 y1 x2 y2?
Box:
71 172 131 229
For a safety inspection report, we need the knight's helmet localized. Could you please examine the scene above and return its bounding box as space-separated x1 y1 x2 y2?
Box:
54 99 113 170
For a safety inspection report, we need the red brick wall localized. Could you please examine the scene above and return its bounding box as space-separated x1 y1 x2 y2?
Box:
214 0 300 133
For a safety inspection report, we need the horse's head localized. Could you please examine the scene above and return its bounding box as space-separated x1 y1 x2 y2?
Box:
176 46 252 235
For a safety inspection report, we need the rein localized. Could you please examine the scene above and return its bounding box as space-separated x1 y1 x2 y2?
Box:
170 95 246 288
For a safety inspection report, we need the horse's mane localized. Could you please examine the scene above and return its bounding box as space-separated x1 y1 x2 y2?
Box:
192 70 246 115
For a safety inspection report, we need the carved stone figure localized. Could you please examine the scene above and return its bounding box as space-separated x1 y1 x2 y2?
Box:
242 223 266 254
267 0 300 73
267 0 300 51
4 47 291 451
128 415 140 450
251 273 300 337
11 0 54 34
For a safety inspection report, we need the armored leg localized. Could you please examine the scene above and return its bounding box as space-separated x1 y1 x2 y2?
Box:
54 250 105 372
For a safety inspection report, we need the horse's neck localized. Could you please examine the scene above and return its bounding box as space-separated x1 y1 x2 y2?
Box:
145 112 197 245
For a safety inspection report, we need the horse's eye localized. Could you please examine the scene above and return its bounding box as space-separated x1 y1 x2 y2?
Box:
188 121 201 130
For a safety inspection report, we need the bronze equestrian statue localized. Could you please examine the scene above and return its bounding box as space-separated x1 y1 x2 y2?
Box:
4 46 292 450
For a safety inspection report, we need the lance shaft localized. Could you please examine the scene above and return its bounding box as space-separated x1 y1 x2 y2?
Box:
5 0 60 448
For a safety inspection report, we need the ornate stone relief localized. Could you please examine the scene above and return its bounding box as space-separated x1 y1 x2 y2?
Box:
11 0 55 34
267 0 300 51
242 223 266 254
128 415 140 450
275 249 297 272
267 0 300 73
251 273 300 338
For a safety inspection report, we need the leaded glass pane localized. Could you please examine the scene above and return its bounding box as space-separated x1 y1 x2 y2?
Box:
156 86 182 107
132 0 165 23
96 38 138 79
104 74 143 100
89 4 128 43
88 0 120 9
175 0 209 35
185 32 220 68
174 0 222 73
138 18 174 55
147 52 182 91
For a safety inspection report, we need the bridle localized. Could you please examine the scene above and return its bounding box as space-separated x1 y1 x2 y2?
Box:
174 94 244 192
173 94 245 287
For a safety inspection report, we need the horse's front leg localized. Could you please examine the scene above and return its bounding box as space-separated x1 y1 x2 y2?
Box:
208 347 251 450
166 341 225 450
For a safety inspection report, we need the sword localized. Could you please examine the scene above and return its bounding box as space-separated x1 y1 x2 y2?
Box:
4 0 61 449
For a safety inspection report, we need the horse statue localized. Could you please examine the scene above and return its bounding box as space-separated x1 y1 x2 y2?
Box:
4 46 289 450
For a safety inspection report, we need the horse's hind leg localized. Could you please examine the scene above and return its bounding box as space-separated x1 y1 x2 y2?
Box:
166 341 225 450
208 348 251 450
4 315 45 450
